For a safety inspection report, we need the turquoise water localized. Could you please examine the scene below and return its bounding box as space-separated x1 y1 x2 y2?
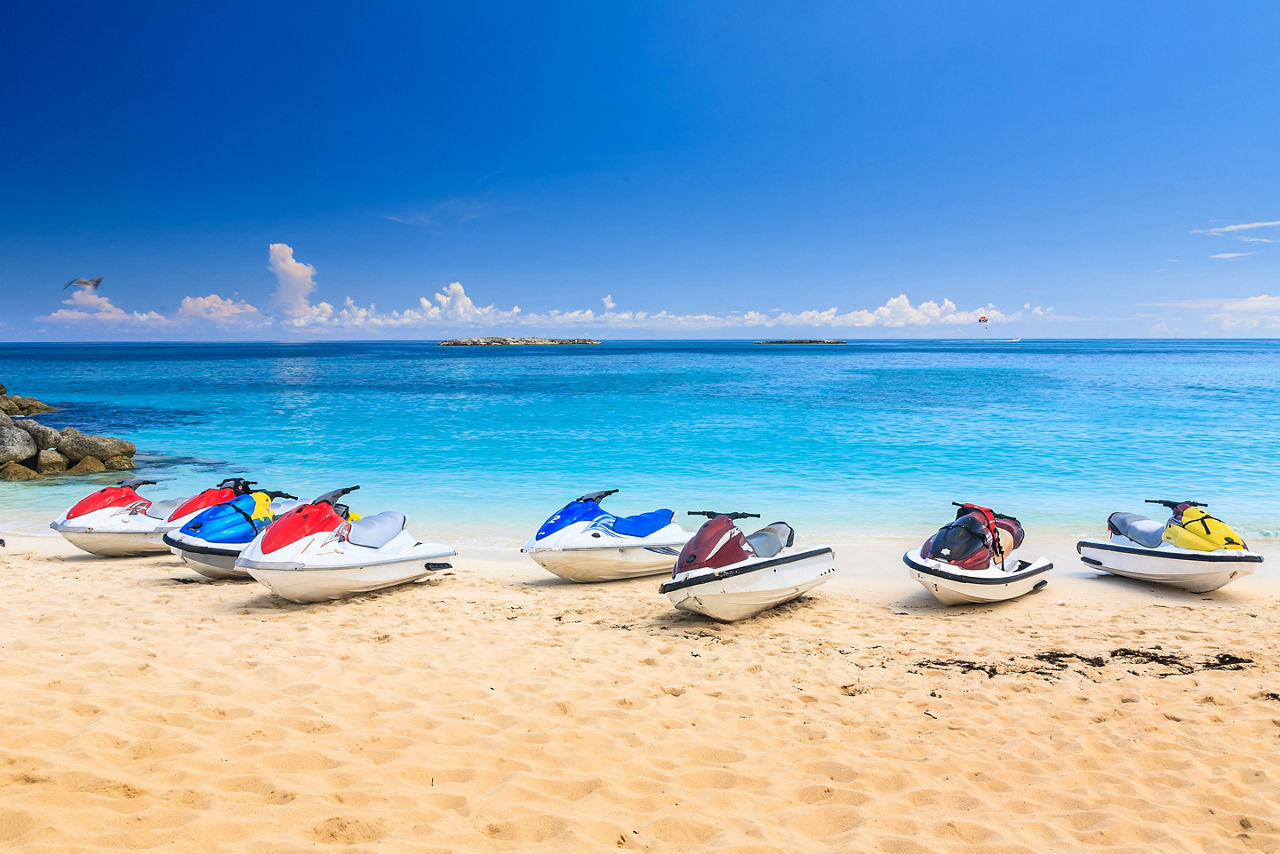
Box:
1 340 1277 546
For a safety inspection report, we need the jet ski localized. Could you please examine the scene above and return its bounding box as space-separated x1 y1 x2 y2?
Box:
523 489 691 582
236 486 456 603
1076 499 1262 592
904 502 1053 605
659 511 836 622
51 477 259 556
162 489 299 579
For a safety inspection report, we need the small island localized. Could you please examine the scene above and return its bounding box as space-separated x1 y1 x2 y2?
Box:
438 337 602 346
753 339 846 345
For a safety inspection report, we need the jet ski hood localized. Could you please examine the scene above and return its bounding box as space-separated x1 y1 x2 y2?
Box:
62 479 155 520
524 489 684 552
174 490 297 546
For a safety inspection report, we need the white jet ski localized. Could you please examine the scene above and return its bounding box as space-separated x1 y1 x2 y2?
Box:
1077 499 1262 593
523 489 691 582
236 486 455 603
904 502 1053 605
51 477 258 557
659 511 835 622
162 488 298 579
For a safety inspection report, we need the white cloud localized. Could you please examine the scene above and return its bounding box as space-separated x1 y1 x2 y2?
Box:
38 289 170 326
267 242 324 324
177 294 262 324
1238 236 1273 244
1192 220 1280 235
1210 252 1253 259
602 294 616 309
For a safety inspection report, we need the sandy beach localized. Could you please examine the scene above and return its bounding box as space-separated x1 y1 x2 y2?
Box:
2 532 1278 852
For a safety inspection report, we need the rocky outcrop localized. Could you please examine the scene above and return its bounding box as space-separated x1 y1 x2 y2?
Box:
438 337 602 346
0 426 37 465
66 456 106 475
0 395 55 416
57 428 136 463
0 382 137 481
0 461 40 481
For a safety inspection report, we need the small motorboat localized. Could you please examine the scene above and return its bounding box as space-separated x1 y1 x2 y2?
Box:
236 486 455 603
51 477 259 557
659 511 836 621
523 489 691 582
163 489 298 579
1076 499 1262 592
904 502 1052 605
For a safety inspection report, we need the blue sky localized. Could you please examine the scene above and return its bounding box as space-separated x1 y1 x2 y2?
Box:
2 1 1278 339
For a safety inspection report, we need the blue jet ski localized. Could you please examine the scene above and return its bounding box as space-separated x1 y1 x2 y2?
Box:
163 489 297 579
522 489 692 582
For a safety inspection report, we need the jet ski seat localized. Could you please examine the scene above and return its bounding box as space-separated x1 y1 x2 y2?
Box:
347 512 406 549
145 499 180 520
611 509 675 537
1107 512 1166 549
747 522 796 558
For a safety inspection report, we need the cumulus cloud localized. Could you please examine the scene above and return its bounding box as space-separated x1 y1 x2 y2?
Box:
38 289 170 326
267 242 325 324
602 294 615 309
177 294 262 324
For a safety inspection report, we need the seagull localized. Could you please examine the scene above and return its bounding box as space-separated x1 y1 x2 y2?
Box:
63 277 103 290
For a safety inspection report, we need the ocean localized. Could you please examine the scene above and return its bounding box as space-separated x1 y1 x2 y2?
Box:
2 340 1277 547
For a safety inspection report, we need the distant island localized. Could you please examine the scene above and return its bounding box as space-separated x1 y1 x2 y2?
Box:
438 337 602 346
753 339 846 345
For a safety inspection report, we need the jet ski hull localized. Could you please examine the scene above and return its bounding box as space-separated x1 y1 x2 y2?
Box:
904 548 1052 605
1076 536 1260 593
241 551 454 603
659 547 836 622
524 544 683 582
51 526 170 557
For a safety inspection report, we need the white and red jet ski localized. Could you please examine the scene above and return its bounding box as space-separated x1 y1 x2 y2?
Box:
51 477 258 557
236 486 456 603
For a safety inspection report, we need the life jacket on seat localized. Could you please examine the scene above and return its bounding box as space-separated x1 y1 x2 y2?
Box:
921 503 1025 571
1163 505 1247 551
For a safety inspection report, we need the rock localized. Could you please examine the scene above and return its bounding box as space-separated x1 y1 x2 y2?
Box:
0 426 38 465
57 427 135 463
66 455 106 475
0 381 6 395
3 395 55 415
0 398 16 415
13 419 61 450
102 455 135 471
0 411 10 428
0 461 40 481
36 448 69 474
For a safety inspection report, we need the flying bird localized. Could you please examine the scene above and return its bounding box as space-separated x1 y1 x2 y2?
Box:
63 277 103 290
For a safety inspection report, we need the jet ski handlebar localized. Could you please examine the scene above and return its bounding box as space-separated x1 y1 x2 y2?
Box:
117 478 157 488
263 490 298 500
687 511 761 520
578 489 619 503
314 485 359 505
1145 499 1207 509
218 478 258 493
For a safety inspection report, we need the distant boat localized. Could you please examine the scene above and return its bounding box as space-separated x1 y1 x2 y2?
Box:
981 338 1022 343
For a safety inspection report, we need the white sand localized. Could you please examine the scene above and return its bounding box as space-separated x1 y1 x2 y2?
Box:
2 532 1278 851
